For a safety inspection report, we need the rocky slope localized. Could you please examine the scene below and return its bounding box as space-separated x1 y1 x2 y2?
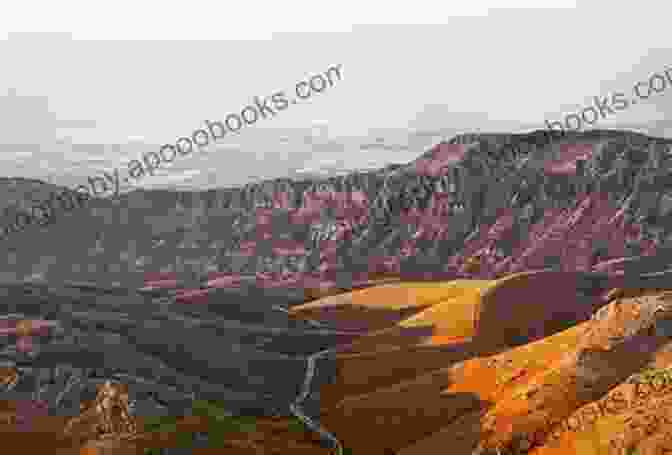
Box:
4 279 671 453
291 280 672 454
0 281 354 453
2 128 672 453
2 129 671 290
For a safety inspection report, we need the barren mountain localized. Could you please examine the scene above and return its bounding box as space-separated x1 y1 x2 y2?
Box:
2 128 672 453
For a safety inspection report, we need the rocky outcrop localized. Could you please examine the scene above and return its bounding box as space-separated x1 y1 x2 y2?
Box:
0 130 669 296
0 368 332 454
2 128 672 453
473 291 672 453
0 281 358 428
294 286 672 455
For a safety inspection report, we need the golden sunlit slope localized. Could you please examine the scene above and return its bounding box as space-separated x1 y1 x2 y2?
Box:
296 271 597 348
317 272 609 407
297 276 672 454
398 289 482 342
372 292 672 455
289 279 495 332
321 319 591 455
334 271 586 353
338 280 489 353
294 279 495 311
527 368 672 455
470 293 670 451
301 279 497 405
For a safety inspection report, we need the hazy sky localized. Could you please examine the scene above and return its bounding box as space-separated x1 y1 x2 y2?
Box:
0 0 671 187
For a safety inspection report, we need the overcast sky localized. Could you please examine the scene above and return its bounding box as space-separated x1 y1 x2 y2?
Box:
0 0 671 186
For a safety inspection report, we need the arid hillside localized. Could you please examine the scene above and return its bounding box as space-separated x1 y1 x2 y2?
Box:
2 129 672 453
297 279 672 454
2 129 672 291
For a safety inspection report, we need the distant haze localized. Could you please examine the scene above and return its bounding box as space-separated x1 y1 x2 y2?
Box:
0 1 670 188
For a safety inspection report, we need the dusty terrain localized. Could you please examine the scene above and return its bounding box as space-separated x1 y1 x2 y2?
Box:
1 129 672 452
299 280 672 454
3 276 672 454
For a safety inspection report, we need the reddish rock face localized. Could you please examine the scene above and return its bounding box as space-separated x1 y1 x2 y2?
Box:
5 132 672 454
132 131 672 298
543 143 595 175
412 142 466 177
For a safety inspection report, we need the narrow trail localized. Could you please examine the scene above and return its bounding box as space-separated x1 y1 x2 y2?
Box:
289 347 343 455
272 304 345 454
11 269 672 453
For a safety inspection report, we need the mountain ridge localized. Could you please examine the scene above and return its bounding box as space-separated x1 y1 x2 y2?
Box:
1 128 672 290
